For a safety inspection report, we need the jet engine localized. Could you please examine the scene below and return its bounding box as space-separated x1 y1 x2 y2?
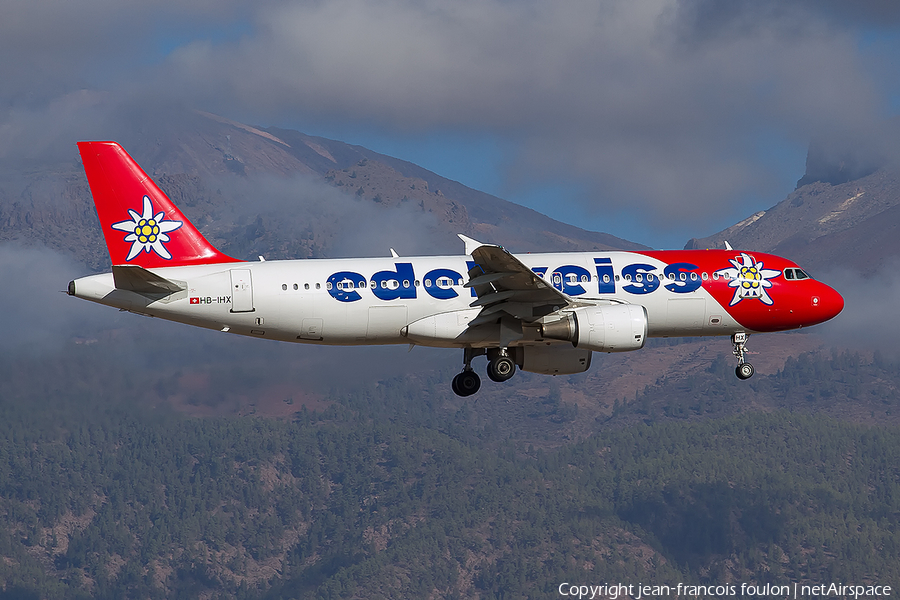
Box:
540 304 648 352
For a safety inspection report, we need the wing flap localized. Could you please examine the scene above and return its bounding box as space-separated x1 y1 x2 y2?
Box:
464 243 573 328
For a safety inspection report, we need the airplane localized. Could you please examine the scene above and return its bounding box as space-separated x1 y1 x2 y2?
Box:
68 141 844 397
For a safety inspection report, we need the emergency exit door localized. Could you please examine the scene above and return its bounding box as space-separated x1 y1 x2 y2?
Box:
230 269 254 313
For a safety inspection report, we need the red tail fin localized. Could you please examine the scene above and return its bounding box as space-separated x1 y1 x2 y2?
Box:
77 141 242 268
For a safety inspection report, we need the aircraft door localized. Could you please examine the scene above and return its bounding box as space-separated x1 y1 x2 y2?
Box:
230 269 254 313
666 298 705 330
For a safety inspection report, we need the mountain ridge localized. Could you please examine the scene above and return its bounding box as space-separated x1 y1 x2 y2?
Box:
0 107 648 272
686 160 900 275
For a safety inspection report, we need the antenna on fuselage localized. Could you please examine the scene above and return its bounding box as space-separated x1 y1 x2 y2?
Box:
724 241 733 251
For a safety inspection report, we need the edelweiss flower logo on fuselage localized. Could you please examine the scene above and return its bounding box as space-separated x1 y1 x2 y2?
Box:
714 253 781 306
111 196 183 261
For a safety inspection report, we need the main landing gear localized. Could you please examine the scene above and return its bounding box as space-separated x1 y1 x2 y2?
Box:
732 332 754 380
451 369 481 397
451 347 517 396
452 347 483 397
486 348 516 383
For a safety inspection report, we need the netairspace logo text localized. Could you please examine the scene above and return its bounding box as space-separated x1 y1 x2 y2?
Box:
557 582 893 599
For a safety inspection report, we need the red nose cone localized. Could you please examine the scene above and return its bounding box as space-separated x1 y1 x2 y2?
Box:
813 283 844 324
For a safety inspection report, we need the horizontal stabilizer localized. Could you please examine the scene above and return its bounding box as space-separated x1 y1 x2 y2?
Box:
112 265 185 295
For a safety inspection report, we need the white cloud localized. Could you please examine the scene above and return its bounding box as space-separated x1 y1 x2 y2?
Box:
0 244 114 355
814 260 900 358
154 0 889 229
1 0 897 233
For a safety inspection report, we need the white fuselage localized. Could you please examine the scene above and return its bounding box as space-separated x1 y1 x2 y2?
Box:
72 251 744 348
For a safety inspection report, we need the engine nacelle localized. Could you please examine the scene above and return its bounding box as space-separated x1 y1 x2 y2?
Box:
541 304 648 352
514 345 593 375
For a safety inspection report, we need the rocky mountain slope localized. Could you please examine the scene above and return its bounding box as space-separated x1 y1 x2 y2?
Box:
0 107 645 272
686 142 900 275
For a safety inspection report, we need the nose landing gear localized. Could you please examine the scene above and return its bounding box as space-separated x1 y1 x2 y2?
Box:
732 332 754 380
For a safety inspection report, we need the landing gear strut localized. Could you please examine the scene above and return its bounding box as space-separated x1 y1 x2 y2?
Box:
487 348 516 383
732 332 754 380
452 348 482 397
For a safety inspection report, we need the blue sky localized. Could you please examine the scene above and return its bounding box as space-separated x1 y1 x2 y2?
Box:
2 0 900 249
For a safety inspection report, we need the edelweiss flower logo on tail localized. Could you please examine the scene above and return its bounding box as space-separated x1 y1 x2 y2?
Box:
715 253 781 306
111 196 183 261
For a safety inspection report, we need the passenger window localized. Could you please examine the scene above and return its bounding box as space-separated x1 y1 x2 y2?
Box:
325 282 332 290
425 279 432 287
282 284 287 291
403 280 410 288
304 283 310 290
669 273 676 280
316 283 321 289
690 273 698 281
603 274 610 283
713 272 719 280
701 273 708 281
293 283 298 290
415 280 420 287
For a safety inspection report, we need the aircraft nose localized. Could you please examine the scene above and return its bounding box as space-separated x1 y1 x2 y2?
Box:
811 283 844 323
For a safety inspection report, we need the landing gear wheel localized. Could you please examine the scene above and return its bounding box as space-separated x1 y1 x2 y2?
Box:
731 332 754 381
487 356 516 382
452 370 481 397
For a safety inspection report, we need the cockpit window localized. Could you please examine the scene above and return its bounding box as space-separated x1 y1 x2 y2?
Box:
784 268 811 280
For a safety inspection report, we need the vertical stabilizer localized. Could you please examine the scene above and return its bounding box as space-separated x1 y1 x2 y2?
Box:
77 141 242 268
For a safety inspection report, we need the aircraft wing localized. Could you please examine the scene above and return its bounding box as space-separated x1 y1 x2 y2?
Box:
465 242 573 327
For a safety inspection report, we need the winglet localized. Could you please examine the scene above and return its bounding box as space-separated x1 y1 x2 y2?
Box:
457 234 484 255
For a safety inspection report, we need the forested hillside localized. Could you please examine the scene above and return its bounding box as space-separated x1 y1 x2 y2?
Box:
1 349 899 598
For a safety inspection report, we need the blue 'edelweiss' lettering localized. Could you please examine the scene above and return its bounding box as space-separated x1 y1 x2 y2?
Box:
327 271 367 303
424 268 462 300
551 265 592 296
622 263 660 295
371 263 416 301
326 258 704 302
594 258 615 294
663 262 701 293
